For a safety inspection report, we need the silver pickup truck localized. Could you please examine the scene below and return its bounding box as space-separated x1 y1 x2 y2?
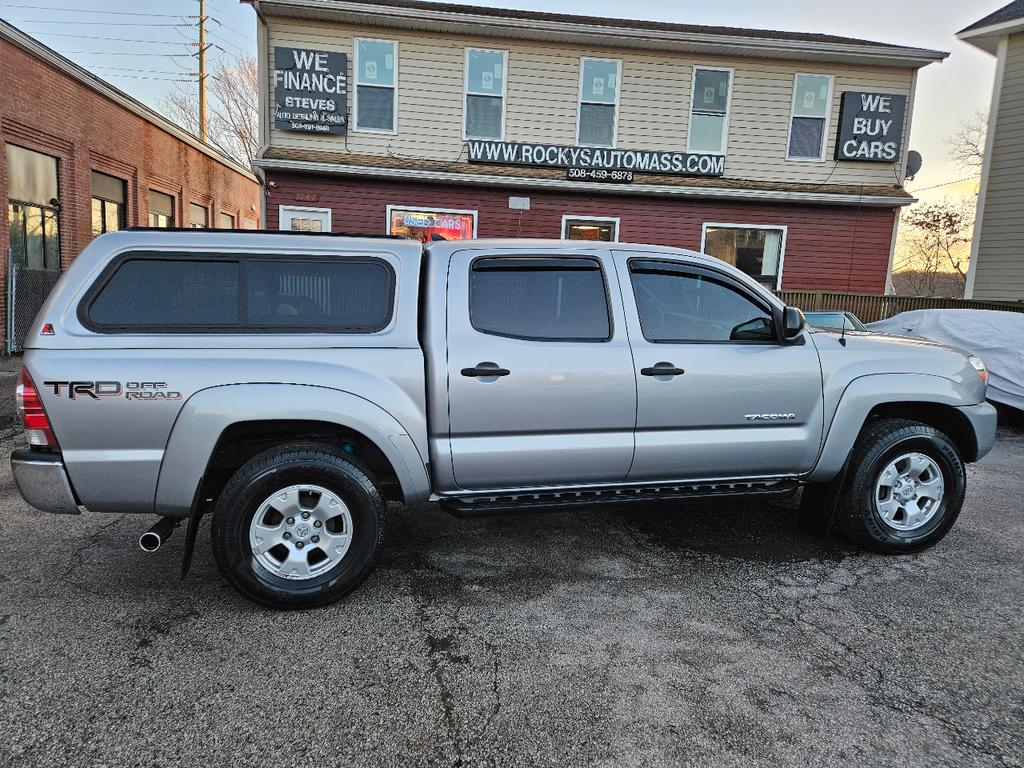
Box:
12 230 997 608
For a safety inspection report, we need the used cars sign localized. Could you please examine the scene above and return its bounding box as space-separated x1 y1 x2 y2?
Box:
467 140 725 177
273 47 348 134
835 92 907 163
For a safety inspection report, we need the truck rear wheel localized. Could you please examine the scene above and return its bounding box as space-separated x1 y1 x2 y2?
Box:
836 418 965 553
211 442 385 609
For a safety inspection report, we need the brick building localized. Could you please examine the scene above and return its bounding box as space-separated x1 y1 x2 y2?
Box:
1 20 260 350
250 0 946 294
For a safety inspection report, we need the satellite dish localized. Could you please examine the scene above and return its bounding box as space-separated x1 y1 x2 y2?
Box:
906 150 923 181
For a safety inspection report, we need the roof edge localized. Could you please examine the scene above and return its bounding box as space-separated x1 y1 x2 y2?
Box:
0 19 257 182
249 0 948 67
257 156 917 207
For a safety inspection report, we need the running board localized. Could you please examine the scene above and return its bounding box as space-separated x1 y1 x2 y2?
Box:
440 478 800 518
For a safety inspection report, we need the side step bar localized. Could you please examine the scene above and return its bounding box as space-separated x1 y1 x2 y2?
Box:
440 478 800 518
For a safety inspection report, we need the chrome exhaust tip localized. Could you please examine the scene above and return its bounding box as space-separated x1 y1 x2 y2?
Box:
139 517 178 552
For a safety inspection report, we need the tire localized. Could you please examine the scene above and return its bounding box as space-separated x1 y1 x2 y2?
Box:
211 441 385 609
836 418 965 553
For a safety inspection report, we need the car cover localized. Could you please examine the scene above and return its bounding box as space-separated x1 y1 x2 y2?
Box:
867 309 1024 411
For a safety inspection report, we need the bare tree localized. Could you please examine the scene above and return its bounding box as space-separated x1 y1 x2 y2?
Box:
162 56 259 170
947 111 987 173
893 199 974 297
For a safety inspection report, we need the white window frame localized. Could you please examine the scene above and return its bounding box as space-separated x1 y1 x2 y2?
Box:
785 73 834 162
687 66 734 156
462 47 508 141
575 57 622 149
561 214 620 242
279 205 332 232
353 37 398 135
385 204 479 237
700 222 788 290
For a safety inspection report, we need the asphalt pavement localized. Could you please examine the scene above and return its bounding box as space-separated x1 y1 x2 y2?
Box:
1 422 1022 767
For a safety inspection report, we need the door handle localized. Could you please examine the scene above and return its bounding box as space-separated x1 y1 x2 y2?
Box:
461 362 511 378
641 362 685 377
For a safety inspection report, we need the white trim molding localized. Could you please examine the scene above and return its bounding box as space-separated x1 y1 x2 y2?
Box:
561 214 621 241
385 204 479 237
687 66 734 156
576 57 622 149
353 37 399 135
964 34 1007 299
462 47 509 142
700 222 788 290
258 157 916 208
278 204 332 232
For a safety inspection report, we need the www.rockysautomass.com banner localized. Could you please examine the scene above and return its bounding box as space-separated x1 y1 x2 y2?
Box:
466 140 725 177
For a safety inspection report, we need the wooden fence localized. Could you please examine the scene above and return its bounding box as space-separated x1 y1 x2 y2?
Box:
775 290 1024 324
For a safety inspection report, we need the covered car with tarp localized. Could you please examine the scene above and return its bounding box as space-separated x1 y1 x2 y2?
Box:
868 309 1024 411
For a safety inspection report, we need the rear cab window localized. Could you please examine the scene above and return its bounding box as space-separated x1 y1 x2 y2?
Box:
469 256 611 341
81 254 395 333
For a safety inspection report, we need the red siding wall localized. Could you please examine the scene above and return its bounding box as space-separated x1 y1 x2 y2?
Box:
266 172 897 293
0 38 260 341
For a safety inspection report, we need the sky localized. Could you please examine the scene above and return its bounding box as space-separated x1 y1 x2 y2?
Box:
0 0 1001 200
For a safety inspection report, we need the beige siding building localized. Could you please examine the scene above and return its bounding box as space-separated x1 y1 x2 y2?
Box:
249 0 946 293
960 1 1024 300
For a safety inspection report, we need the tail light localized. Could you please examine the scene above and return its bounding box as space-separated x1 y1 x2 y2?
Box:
16 368 58 448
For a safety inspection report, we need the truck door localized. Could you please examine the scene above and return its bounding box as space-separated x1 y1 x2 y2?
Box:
445 249 636 490
613 252 824 481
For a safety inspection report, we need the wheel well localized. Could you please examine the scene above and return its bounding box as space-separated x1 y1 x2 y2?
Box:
865 402 978 462
198 420 404 507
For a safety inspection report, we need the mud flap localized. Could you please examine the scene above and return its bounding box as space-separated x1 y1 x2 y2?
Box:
179 477 206 580
797 462 850 538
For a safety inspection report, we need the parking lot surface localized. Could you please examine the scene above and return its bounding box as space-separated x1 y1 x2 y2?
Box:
1 424 1022 768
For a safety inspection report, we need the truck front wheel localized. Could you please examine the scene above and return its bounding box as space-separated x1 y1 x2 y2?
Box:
211 442 385 609
836 418 966 553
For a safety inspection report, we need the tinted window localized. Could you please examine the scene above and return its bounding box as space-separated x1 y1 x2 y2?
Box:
471 257 610 341
246 260 393 330
89 259 239 327
630 263 774 342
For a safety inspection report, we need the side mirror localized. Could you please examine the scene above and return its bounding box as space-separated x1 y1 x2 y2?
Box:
783 306 805 338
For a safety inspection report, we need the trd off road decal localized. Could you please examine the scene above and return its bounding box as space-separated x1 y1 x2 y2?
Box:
44 381 182 401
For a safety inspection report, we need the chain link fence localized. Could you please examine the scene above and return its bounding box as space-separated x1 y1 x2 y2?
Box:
7 265 62 353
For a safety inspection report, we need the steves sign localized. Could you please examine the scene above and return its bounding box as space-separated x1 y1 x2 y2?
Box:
467 140 725 177
273 47 348 134
835 92 907 163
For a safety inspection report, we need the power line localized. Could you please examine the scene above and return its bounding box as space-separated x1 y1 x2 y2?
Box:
0 4 182 16
4 19 185 27
26 31 195 45
909 176 981 194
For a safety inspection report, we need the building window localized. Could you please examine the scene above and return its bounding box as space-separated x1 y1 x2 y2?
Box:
688 67 732 155
149 190 174 228
354 38 397 133
387 206 476 242
91 171 126 237
6 144 60 271
562 216 619 242
577 58 620 148
279 205 330 232
787 74 833 160
218 211 236 229
701 224 787 289
463 48 506 140
189 203 209 229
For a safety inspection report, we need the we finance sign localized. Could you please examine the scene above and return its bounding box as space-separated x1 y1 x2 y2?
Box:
273 47 348 134
467 141 724 178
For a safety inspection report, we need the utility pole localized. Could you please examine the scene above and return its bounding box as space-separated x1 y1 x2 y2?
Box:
198 0 207 142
